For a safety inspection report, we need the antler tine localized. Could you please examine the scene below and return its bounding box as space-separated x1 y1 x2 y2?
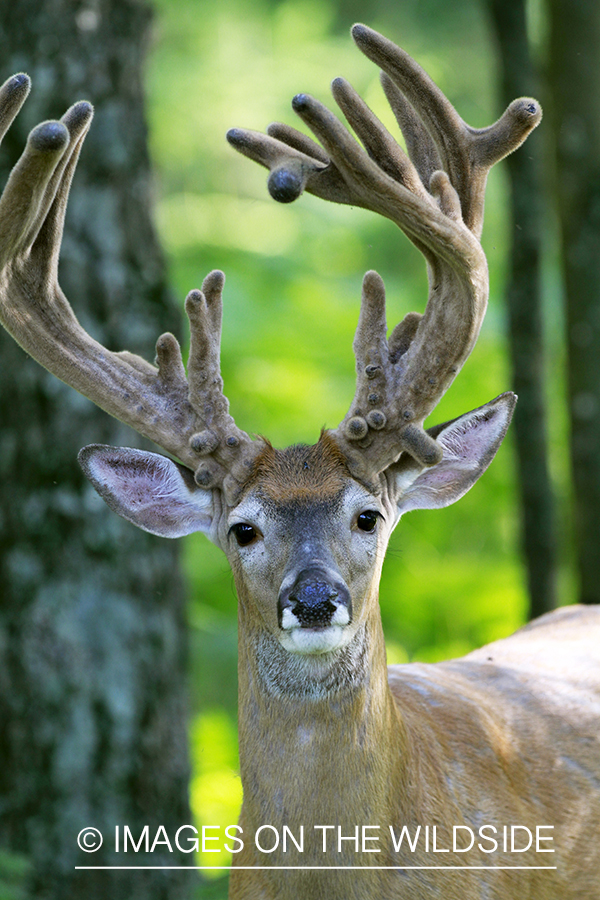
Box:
184 272 262 497
335 270 448 485
330 76 427 203
0 73 30 142
266 123 329 164
379 72 442 197
226 126 360 208
228 26 541 484
0 78 262 504
24 101 93 259
282 91 480 273
230 79 481 270
352 24 542 237
228 90 471 263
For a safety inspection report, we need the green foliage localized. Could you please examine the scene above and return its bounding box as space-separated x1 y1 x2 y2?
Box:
0 849 31 900
146 0 534 885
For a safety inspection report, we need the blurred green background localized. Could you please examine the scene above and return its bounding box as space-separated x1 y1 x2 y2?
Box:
142 0 568 888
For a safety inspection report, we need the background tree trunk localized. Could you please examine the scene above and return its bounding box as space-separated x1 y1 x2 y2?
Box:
0 2 195 898
485 0 557 619
547 0 600 606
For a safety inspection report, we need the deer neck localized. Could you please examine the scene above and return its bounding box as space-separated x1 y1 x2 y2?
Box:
235 594 407 845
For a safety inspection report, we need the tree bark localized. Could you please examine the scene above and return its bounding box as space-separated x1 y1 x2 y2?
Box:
0 2 195 898
547 0 600 606
485 0 557 617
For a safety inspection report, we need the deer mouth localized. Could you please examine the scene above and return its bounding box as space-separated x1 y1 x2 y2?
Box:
279 619 351 655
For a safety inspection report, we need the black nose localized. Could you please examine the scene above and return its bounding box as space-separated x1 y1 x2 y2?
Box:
278 568 351 628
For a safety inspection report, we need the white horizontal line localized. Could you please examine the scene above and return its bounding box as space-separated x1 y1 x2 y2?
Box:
75 865 558 871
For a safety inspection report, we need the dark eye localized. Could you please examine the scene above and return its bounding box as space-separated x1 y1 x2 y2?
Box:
230 523 258 547
356 511 380 533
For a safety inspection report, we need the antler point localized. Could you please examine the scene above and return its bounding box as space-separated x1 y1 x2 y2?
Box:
200 271 225 306
203 269 225 290
29 120 69 153
226 127 244 146
351 23 370 42
9 72 31 92
268 164 305 203
511 97 543 126
363 269 384 286
291 93 310 113
185 288 204 306
67 100 94 125
156 331 176 350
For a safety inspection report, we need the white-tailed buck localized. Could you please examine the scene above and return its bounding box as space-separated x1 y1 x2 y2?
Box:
1 24 599 900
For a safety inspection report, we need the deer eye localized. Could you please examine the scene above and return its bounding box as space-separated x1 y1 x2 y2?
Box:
356 511 380 533
230 523 258 547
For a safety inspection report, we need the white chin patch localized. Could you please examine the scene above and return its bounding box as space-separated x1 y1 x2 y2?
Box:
279 605 351 655
280 625 348 655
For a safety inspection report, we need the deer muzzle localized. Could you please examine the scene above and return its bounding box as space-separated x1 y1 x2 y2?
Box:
278 567 352 632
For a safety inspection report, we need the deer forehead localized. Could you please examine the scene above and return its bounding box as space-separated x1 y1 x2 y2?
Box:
244 433 352 502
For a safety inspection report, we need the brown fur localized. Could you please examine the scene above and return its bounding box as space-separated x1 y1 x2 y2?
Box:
232 603 600 900
246 432 351 503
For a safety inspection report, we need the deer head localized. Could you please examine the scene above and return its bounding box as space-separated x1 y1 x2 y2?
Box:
0 27 541 667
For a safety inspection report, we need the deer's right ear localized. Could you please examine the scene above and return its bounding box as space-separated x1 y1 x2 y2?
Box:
78 445 217 540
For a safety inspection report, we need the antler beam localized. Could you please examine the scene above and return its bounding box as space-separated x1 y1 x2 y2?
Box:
0 73 263 503
227 24 541 484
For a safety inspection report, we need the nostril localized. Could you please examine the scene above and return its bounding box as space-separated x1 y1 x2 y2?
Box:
292 595 337 627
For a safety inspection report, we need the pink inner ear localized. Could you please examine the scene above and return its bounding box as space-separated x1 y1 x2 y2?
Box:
79 444 215 539
438 407 506 465
396 394 514 515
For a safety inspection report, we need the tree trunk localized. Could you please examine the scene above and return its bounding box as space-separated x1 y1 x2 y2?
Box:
547 0 600 606
485 0 557 617
0 2 195 898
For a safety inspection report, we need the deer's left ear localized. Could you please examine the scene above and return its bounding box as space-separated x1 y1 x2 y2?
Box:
78 445 218 541
390 393 516 516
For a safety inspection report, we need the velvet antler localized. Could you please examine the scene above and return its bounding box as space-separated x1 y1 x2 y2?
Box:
0 73 263 503
227 25 541 482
